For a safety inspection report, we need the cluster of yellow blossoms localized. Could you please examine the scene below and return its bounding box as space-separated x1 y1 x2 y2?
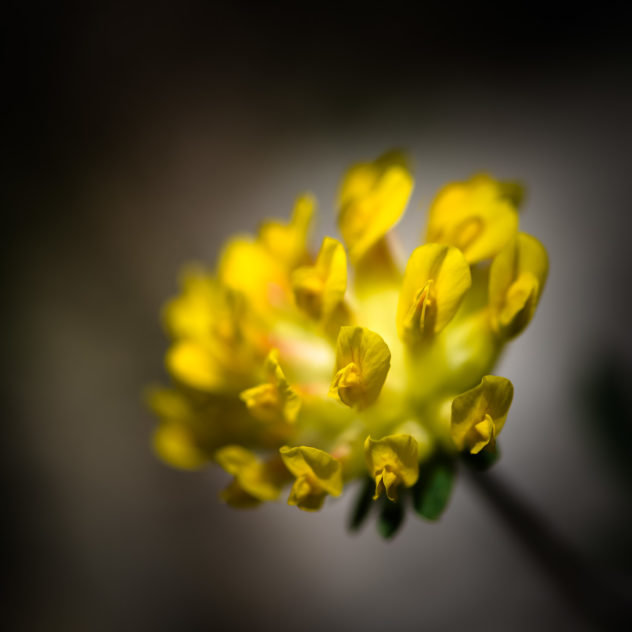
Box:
147 152 548 532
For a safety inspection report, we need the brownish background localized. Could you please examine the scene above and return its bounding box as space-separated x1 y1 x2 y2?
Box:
5 2 632 630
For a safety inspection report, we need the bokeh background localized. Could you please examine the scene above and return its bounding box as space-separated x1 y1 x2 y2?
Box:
5 2 632 630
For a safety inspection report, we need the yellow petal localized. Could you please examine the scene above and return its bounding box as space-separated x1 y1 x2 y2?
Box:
329 326 391 410
258 193 315 269
489 232 549 338
163 272 258 373
426 174 519 263
291 236 347 320
239 383 279 418
364 434 419 501
166 339 223 391
218 237 289 311
162 265 216 340
219 480 262 508
263 349 300 423
145 385 190 420
279 446 343 495
397 244 472 343
450 375 514 453
239 350 301 424
287 477 326 510
468 414 495 454
338 151 413 263
215 444 259 473
215 445 283 502
153 422 210 470
280 445 342 511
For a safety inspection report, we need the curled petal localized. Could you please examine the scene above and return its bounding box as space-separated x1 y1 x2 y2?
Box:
468 414 495 455
280 445 343 511
239 350 301 424
397 244 471 343
329 326 391 410
450 375 514 453
216 445 285 506
292 236 347 321
489 232 549 338
364 434 419 501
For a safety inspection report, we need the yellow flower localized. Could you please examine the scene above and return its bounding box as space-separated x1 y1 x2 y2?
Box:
329 326 391 410
163 271 261 393
147 152 548 534
162 265 217 340
397 244 471 344
216 445 288 508
280 445 343 511
426 174 520 263
218 237 289 313
240 350 301 424
292 236 347 323
146 386 211 470
166 340 224 392
338 151 413 264
258 193 315 270
153 422 210 471
489 233 549 339
364 434 419 501
450 375 514 454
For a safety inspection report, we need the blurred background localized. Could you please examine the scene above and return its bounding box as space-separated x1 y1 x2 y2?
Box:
5 2 632 630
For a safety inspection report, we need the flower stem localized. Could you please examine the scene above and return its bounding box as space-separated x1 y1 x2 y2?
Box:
464 465 630 628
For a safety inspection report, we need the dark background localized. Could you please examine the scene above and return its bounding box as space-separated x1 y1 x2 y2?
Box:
5 2 632 630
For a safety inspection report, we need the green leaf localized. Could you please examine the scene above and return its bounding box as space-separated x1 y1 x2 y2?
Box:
349 477 375 531
377 497 405 539
413 456 456 521
461 445 500 471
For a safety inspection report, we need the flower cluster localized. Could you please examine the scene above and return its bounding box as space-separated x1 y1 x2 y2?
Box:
147 152 548 535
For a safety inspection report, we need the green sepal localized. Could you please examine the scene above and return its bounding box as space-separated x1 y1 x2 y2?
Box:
377 496 405 539
461 445 500 471
349 477 375 532
412 455 456 521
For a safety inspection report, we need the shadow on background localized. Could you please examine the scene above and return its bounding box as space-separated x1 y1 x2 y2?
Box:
577 351 632 571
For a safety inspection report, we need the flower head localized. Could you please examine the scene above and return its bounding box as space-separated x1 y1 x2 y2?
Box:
147 151 548 536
